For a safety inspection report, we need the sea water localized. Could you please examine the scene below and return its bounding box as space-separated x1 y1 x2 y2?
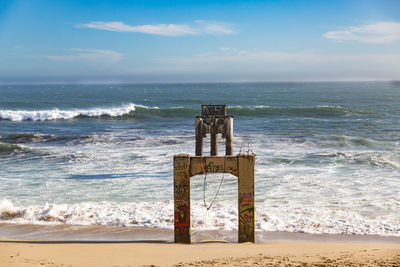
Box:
0 82 399 236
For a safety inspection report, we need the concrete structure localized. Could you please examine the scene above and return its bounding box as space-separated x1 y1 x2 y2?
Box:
174 105 255 244
195 105 233 156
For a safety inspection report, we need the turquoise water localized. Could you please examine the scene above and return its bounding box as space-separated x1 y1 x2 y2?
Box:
0 82 399 235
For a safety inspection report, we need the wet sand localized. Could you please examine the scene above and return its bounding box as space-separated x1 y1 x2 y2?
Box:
0 223 400 266
1 223 400 243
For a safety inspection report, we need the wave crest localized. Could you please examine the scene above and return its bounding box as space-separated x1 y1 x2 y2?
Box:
0 142 23 154
0 103 136 121
0 105 360 122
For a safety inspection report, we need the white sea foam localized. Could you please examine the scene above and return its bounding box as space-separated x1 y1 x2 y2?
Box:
1 199 399 236
2 131 399 238
0 103 137 121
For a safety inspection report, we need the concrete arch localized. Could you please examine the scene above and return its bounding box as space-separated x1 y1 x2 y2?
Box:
173 154 255 244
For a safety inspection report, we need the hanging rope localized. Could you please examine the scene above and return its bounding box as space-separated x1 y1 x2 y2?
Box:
203 156 226 210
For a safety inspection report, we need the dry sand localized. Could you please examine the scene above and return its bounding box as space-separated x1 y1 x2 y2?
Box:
1 239 400 267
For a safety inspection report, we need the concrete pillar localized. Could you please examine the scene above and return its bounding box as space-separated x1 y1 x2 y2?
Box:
173 154 191 244
195 117 203 156
210 125 218 156
238 154 255 243
225 117 233 156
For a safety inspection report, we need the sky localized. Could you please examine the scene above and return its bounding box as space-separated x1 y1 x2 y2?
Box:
0 0 400 83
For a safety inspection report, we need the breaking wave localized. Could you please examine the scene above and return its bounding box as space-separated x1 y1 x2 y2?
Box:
0 142 23 154
1 199 399 236
0 105 368 122
0 103 137 121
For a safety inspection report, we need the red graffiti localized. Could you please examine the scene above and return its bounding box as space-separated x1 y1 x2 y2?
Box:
174 204 190 234
239 206 254 225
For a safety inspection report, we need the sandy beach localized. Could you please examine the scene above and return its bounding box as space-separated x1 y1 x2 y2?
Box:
0 224 399 266
0 239 399 266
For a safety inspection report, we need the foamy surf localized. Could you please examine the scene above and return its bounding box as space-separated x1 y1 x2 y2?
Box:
0 103 137 121
1 199 399 236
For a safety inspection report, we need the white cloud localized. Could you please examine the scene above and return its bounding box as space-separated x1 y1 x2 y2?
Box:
323 22 400 43
76 21 235 36
194 20 235 35
45 48 122 63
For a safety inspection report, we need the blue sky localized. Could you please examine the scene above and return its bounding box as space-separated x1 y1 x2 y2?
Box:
1 0 400 83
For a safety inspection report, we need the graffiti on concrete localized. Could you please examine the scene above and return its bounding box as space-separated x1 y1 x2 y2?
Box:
239 192 254 240
174 203 190 235
204 162 224 172
174 154 254 243
174 184 189 199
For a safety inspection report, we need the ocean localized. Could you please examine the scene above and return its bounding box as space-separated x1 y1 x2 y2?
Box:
0 82 399 238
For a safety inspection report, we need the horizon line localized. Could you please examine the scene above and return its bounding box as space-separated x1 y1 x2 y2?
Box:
1 79 399 86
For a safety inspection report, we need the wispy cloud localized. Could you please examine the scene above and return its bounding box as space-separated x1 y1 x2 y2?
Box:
156 47 400 80
323 22 400 43
45 48 122 63
76 20 235 36
157 48 324 69
194 20 235 35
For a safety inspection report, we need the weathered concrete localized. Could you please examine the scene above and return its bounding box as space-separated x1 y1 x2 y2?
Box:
210 125 218 156
195 117 203 156
195 105 233 157
225 117 233 156
174 154 255 244
173 154 191 244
